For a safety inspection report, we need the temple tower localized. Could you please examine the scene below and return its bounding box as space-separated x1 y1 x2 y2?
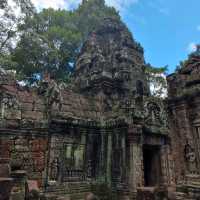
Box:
74 18 150 98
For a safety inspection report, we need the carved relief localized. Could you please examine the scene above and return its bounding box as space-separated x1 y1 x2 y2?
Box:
0 94 21 119
38 79 64 116
184 142 197 174
145 102 161 125
50 157 60 181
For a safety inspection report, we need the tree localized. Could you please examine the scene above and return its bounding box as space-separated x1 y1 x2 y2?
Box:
9 0 120 84
0 0 35 75
0 0 35 54
145 64 168 98
12 8 82 84
74 0 120 41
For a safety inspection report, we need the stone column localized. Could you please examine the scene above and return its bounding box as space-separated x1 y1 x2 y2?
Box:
128 125 143 193
80 128 87 145
197 126 200 172
85 131 93 180
80 128 87 180
99 129 106 182
106 130 112 186
160 145 174 186
121 129 126 182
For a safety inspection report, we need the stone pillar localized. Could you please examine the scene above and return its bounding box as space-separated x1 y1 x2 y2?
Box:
85 131 93 180
128 125 143 193
99 129 106 182
121 129 126 182
160 145 174 186
80 128 87 145
80 128 87 180
106 130 112 186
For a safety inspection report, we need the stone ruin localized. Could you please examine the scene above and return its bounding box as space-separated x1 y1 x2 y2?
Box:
167 45 200 199
0 17 200 200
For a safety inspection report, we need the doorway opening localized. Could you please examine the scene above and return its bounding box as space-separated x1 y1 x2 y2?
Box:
143 145 162 187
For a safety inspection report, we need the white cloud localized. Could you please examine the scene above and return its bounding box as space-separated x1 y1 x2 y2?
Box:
31 0 82 10
31 0 66 10
105 0 138 12
187 42 197 53
31 0 138 12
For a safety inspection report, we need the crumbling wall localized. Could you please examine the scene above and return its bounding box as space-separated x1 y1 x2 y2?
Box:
0 134 48 187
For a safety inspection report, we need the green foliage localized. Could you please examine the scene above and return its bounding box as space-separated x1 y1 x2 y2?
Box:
74 0 120 41
145 64 168 98
0 0 35 81
145 64 168 75
0 54 17 69
0 0 35 54
12 8 82 83
175 59 188 72
3 0 120 84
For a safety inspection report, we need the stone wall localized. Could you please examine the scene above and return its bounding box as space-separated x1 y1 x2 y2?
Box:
0 133 48 187
167 46 200 199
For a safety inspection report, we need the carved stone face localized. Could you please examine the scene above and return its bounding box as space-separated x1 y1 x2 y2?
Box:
185 144 196 162
188 152 196 162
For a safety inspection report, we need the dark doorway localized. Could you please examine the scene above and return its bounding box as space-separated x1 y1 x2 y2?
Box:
143 145 162 186
136 80 144 96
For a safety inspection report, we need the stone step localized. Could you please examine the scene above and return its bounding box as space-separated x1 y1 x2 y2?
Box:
44 189 90 195
175 192 187 200
70 192 89 200
44 189 90 196
44 182 91 199
46 182 91 192
44 191 89 200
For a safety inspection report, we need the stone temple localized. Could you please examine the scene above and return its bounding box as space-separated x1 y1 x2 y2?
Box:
0 18 200 200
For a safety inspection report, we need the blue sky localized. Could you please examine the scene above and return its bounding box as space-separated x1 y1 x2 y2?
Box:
31 0 200 74
121 0 200 74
